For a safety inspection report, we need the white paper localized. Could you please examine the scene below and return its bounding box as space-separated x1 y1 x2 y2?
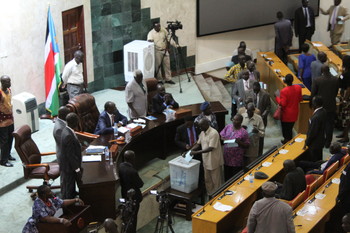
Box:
297 207 308 216
133 118 146 124
338 16 344 24
118 127 130 134
315 193 326 200
85 145 105 154
54 208 63 218
295 137 305 143
184 151 193 163
213 202 233 212
262 162 272 167
330 67 338 76
332 178 340 184
312 43 322 47
82 155 102 162
224 139 238 147
126 123 139 129
279 149 289 154
274 69 281 73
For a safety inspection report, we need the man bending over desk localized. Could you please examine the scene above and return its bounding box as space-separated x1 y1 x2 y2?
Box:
94 101 127 135
247 181 295 233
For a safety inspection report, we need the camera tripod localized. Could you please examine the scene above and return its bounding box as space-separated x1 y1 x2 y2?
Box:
155 28 191 93
154 204 175 233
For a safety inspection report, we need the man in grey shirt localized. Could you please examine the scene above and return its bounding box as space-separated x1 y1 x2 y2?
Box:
311 52 328 80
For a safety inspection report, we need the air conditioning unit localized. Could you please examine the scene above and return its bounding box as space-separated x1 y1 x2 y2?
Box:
12 92 39 132
123 40 155 82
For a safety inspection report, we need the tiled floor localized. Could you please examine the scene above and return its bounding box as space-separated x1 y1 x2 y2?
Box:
0 73 338 233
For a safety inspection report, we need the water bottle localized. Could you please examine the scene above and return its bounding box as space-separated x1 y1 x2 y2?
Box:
249 173 254 186
113 123 118 136
105 146 110 161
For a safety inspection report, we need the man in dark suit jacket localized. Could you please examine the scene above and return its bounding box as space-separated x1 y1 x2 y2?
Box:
175 116 198 151
305 96 327 161
53 106 70 163
232 70 254 111
252 82 271 128
60 112 82 199
311 65 339 148
94 101 128 135
118 150 144 233
152 84 179 114
294 0 315 52
274 11 293 64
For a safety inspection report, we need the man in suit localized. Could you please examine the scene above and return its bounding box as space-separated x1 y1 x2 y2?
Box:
152 84 179 114
60 112 82 199
311 52 328 80
252 82 271 128
174 116 198 151
274 11 293 64
53 106 70 163
321 0 350 45
118 150 144 233
232 69 254 117
294 0 315 53
94 101 128 135
304 96 327 161
311 65 339 148
247 61 260 82
231 47 252 65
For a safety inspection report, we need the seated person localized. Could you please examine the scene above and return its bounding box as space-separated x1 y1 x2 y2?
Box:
298 142 346 174
152 84 179 114
194 101 218 131
175 116 198 151
231 47 252 65
94 101 128 135
22 185 84 233
275 159 306 201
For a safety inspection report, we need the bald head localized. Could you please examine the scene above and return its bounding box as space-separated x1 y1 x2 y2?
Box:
58 106 70 120
124 150 135 164
0 75 11 90
198 118 210 132
157 84 166 96
74 50 84 64
103 218 119 233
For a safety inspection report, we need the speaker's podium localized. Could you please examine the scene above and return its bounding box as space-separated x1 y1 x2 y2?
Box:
37 205 93 233
123 40 155 82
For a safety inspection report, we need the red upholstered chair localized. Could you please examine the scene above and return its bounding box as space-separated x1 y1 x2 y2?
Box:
66 93 100 133
322 161 339 183
145 77 158 113
305 175 323 198
13 125 60 192
340 154 350 166
288 191 307 209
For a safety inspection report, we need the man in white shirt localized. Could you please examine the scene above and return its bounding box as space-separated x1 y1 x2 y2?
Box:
125 70 148 118
62 50 84 99
147 22 175 84
320 0 350 45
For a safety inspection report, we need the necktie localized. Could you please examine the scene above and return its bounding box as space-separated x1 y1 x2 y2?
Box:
331 7 337 30
254 93 257 106
110 114 115 126
140 83 146 94
189 128 195 146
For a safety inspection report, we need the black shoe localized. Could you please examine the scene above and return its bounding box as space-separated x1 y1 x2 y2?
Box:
336 134 344 138
8 156 16 161
165 80 175 85
338 138 349 143
157 81 164 84
1 162 13 167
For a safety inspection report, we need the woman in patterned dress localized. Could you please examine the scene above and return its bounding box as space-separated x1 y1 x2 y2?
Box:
220 114 250 181
22 185 84 233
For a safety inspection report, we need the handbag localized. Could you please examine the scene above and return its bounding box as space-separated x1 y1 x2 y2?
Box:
273 105 282 120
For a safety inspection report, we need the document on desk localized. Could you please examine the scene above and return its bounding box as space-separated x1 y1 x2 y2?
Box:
85 145 105 154
82 155 102 162
223 139 238 148
312 43 322 47
118 127 130 134
279 149 289 154
295 137 305 143
213 202 233 212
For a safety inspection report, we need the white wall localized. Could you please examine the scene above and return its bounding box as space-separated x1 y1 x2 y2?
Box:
0 0 93 104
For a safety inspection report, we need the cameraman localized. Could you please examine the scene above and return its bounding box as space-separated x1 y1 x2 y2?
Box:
118 150 144 233
147 21 177 85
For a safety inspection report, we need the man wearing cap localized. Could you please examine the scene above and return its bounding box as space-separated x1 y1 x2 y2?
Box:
247 181 295 233
194 101 218 131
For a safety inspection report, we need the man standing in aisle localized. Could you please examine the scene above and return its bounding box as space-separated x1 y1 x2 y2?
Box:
62 50 85 99
320 0 350 45
125 70 148 119
0 75 16 167
274 11 293 64
190 118 223 195
147 22 175 84
294 0 316 52
53 106 70 163
118 150 144 233
60 112 82 199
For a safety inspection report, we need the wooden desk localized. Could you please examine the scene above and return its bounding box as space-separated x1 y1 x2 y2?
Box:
79 101 228 222
256 52 312 134
293 164 347 233
192 134 308 233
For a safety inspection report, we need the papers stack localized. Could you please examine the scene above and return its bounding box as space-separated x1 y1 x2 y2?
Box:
83 155 102 162
85 145 105 154
213 202 233 212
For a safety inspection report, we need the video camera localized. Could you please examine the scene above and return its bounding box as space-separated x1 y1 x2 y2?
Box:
150 190 171 217
167 20 183 31
118 189 136 222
